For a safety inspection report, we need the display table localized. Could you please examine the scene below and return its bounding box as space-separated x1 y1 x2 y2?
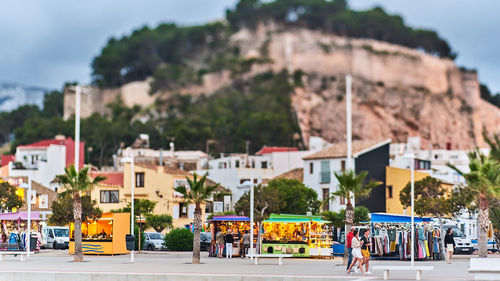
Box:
261 241 309 257
69 212 130 255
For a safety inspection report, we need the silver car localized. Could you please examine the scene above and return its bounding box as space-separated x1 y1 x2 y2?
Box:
144 232 167 251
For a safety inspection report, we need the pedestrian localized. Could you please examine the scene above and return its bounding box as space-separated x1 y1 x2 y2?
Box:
444 228 455 264
241 230 250 258
347 229 365 275
345 228 357 273
360 229 372 275
216 228 225 258
224 229 234 258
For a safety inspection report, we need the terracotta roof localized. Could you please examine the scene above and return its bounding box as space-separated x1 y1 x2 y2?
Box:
90 171 123 187
1 155 14 166
16 137 84 169
303 139 391 160
256 146 298 155
17 139 66 149
263 168 304 184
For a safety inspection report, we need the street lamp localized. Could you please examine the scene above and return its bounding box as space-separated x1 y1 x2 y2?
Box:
121 156 135 263
403 150 415 266
19 177 32 257
249 167 254 259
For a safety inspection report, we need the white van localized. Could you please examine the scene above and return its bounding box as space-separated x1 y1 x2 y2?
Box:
45 226 70 249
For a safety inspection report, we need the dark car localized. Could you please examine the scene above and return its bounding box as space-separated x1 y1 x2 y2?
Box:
200 232 211 251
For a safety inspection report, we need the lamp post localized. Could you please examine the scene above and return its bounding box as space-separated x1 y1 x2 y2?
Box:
19 177 32 257
403 151 415 266
249 167 254 259
121 156 135 263
75 85 81 173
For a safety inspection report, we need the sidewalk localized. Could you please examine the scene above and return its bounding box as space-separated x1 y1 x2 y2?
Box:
0 250 489 281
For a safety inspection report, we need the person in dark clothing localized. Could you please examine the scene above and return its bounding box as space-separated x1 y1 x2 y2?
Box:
224 230 234 258
444 228 455 264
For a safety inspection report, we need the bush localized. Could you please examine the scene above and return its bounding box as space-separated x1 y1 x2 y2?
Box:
134 224 146 251
164 228 193 251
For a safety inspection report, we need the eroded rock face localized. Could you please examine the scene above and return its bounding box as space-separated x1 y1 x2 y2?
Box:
65 25 500 149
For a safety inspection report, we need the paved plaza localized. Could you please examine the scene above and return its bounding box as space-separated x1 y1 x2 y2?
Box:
0 250 495 280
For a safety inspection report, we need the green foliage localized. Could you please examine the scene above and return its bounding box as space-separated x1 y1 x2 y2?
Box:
206 211 236 221
164 228 194 251
49 194 102 225
0 181 23 212
175 173 218 206
146 214 173 233
227 0 455 58
234 178 320 220
56 165 106 196
134 224 146 251
480 84 500 108
330 170 380 206
321 206 369 228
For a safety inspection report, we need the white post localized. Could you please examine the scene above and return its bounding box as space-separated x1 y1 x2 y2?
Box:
250 167 254 259
346 75 352 172
27 176 32 257
74 85 81 173
130 157 135 263
410 155 415 266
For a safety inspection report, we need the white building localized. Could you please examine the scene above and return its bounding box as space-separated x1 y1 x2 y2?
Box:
7 136 84 190
303 139 391 213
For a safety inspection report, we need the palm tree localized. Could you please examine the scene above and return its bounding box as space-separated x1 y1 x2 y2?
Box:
329 170 379 265
449 152 500 258
56 165 105 262
174 173 218 264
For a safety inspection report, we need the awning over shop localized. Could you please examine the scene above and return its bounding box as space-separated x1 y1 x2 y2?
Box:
209 215 250 222
370 213 432 223
0 211 44 221
263 214 330 223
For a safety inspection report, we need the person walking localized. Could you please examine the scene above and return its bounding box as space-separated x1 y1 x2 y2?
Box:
241 230 250 258
345 228 357 273
216 228 225 258
444 228 455 264
347 229 365 275
224 230 234 258
360 229 372 275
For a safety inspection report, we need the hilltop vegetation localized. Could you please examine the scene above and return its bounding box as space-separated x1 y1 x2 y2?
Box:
91 0 455 89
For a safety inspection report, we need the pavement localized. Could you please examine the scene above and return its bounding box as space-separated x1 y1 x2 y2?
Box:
0 250 497 280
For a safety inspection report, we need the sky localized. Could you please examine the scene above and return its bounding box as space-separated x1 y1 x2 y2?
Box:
0 0 499 93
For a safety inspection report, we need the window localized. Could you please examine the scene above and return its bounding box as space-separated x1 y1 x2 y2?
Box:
135 172 145 187
309 162 314 174
224 162 227 169
218 162 224 169
387 185 393 198
322 188 330 211
340 196 346 205
100 190 119 203
179 203 188 218
320 160 330 183
261 161 267 169
235 160 240 168
252 161 255 168
341 160 346 172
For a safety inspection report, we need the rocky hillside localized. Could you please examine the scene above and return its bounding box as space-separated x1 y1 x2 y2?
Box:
65 23 500 150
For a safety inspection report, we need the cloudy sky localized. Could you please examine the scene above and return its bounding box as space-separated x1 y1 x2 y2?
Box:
1 0 499 93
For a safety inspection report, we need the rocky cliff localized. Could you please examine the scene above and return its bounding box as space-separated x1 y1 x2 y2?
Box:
65 25 500 149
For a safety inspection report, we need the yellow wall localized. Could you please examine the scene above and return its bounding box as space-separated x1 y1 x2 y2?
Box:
92 185 125 213
120 164 204 230
385 166 430 214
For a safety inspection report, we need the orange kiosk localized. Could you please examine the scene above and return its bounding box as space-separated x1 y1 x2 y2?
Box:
69 212 130 255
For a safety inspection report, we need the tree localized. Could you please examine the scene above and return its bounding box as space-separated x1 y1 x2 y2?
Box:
321 206 370 229
55 165 105 262
329 170 379 265
489 198 500 251
49 194 102 225
174 173 218 264
146 214 173 233
399 176 471 257
234 179 321 221
113 199 157 252
448 152 500 258
0 181 24 212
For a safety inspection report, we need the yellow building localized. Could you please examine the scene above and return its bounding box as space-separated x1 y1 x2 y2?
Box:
385 166 454 215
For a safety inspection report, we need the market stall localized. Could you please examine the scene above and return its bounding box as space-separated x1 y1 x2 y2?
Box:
208 215 252 257
69 212 129 255
261 214 332 257
0 211 45 251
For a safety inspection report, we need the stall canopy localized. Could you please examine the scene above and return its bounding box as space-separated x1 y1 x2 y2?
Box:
370 213 432 223
209 215 249 222
0 211 44 221
263 214 330 223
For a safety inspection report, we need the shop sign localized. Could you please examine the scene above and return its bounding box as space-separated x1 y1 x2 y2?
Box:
39 194 48 209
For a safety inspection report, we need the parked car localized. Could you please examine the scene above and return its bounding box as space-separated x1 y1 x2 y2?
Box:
45 226 69 249
442 225 474 254
200 232 211 251
144 232 167 251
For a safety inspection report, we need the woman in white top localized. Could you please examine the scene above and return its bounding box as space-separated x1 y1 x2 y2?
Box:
347 229 365 275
